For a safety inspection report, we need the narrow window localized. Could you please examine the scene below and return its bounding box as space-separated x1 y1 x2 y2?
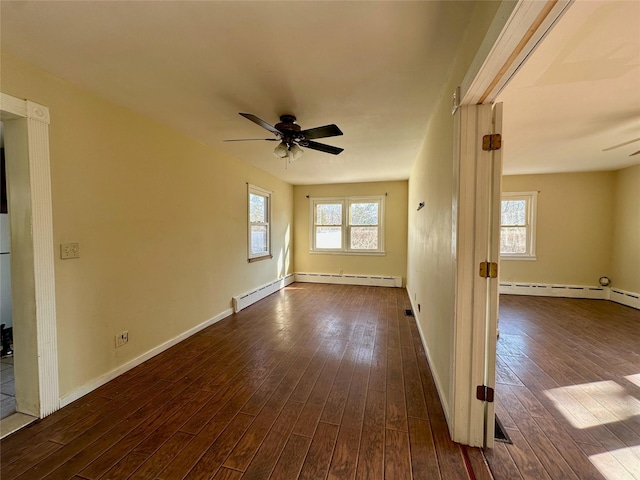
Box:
248 184 272 261
500 192 537 260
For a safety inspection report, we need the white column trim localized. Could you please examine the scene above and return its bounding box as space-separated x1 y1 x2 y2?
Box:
1 92 59 417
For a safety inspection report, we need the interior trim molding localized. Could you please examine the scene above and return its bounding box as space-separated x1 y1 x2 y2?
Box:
1 92 60 418
59 308 233 408
461 0 572 105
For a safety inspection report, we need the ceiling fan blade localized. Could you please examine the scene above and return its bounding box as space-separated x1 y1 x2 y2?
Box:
239 113 282 136
300 124 343 140
223 138 278 142
630 150 640 156
602 137 640 151
303 140 344 155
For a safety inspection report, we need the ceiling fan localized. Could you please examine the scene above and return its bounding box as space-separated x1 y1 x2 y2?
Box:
602 137 640 157
224 113 344 160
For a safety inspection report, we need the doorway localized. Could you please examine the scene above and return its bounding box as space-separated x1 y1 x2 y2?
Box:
0 93 59 438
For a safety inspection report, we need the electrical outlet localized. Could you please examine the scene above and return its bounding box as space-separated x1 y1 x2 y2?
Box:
115 331 128 347
60 243 80 259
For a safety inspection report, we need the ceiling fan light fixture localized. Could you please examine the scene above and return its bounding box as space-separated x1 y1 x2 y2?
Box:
273 141 288 158
289 143 303 161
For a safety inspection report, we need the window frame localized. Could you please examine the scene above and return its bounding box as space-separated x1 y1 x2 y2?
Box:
247 184 272 262
500 191 537 261
309 195 385 255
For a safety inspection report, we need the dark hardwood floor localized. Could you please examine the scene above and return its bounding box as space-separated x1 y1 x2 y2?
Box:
487 295 640 480
1 283 486 479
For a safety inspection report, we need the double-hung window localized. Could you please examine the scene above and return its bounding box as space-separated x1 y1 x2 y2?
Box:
248 184 272 261
500 191 537 260
311 196 384 254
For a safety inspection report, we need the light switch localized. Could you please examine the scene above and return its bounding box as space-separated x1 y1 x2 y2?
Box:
60 243 80 259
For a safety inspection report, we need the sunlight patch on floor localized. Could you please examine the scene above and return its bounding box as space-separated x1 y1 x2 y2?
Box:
545 380 640 429
625 373 640 388
590 445 640 480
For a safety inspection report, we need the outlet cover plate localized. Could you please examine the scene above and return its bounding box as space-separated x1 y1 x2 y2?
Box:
60 243 80 259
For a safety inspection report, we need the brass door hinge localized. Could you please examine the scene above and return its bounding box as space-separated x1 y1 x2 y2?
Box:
482 134 502 151
476 385 495 402
479 261 498 278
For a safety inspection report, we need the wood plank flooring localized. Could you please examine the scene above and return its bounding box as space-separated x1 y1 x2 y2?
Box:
1 283 484 479
487 295 640 480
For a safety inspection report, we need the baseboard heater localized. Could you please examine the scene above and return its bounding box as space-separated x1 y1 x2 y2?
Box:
295 272 402 288
500 282 640 310
610 288 640 310
232 274 295 313
499 282 607 299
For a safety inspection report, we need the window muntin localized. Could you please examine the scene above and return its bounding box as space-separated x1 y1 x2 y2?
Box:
500 192 537 259
248 185 272 261
310 196 384 254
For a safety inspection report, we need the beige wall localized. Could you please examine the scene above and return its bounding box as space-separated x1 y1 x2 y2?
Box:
407 2 502 413
611 164 640 293
293 181 407 281
1 53 293 398
501 172 616 285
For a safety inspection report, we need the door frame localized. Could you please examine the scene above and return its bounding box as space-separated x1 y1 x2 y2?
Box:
450 0 573 447
1 92 59 436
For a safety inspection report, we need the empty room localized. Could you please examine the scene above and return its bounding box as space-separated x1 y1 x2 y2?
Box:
0 1 638 479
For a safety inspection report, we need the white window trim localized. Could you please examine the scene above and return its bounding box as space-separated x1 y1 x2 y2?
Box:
309 195 385 255
248 184 272 262
500 191 537 260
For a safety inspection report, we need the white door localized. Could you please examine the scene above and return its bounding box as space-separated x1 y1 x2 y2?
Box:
452 102 502 448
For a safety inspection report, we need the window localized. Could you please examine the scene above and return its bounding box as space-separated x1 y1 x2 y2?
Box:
500 191 537 260
310 196 384 254
248 184 272 262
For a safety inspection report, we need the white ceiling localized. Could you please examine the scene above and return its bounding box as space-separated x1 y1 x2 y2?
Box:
0 0 478 185
1 1 638 184
498 0 640 175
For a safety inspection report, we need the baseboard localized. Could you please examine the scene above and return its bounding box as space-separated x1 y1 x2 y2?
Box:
499 282 608 299
232 274 295 313
499 282 640 311
59 307 233 408
406 286 452 426
610 288 640 310
295 272 402 288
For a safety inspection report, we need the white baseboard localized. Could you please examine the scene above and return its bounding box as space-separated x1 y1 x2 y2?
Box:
406 286 452 426
610 288 640 310
295 272 402 288
232 274 295 313
500 282 639 311
59 307 233 407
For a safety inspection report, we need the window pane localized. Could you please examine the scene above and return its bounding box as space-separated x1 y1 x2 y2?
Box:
350 202 378 225
315 226 342 248
316 204 342 225
250 193 266 223
250 225 268 254
500 227 527 254
501 200 526 226
350 226 378 250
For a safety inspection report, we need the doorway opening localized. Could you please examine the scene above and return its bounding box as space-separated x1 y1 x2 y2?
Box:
0 93 59 438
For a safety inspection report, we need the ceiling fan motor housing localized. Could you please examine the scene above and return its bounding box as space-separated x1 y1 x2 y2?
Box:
275 115 303 144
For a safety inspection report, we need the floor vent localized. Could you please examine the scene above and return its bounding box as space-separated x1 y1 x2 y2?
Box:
495 415 512 444
404 309 414 317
